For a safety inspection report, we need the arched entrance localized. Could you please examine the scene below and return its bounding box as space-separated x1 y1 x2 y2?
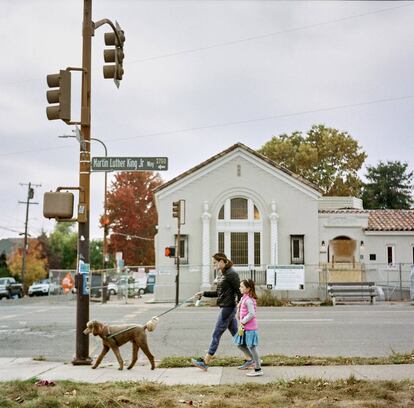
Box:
329 236 356 266
328 236 362 282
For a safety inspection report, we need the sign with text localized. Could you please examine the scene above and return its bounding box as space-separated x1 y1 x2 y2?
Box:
266 265 305 290
91 157 168 172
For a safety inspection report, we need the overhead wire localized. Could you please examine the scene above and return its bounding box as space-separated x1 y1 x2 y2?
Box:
0 93 413 158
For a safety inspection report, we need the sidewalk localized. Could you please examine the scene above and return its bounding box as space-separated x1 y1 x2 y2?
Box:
1 358 414 384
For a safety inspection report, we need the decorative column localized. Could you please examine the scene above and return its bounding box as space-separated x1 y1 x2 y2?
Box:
269 200 279 266
201 201 211 289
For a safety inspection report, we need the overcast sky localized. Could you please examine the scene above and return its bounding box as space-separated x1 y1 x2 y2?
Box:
1 0 413 241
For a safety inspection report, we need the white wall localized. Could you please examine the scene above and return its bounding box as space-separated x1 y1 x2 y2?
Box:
154 148 320 301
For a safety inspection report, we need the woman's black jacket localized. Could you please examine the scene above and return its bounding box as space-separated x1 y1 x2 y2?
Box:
203 267 241 307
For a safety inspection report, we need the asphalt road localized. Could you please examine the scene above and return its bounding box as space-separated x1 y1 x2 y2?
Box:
1 295 414 364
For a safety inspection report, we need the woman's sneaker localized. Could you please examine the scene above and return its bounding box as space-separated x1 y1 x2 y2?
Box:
191 358 208 371
246 370 263 377
237 360 255 370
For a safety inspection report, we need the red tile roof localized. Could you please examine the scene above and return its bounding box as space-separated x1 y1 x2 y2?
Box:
366 210 414 231
319 209 414 231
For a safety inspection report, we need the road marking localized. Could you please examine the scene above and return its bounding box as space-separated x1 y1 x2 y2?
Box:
0 314 18 321
260 318 334 322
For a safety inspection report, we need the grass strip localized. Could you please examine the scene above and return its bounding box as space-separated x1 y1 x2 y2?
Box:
1 378 414 407
159 351 414 368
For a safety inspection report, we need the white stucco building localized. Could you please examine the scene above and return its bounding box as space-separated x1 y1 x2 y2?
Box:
153 143 414 302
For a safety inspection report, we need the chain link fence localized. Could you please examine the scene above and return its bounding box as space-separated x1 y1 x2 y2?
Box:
48 262 413 303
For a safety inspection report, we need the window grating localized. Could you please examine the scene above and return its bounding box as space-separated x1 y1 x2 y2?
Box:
231 232 248 265
218 232 224 254
254 232 260 266
230 198 248 219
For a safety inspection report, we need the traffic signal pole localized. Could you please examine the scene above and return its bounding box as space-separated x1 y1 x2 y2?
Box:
72 0 92 365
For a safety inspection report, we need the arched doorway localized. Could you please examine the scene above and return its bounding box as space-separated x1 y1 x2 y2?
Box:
329 236 356 266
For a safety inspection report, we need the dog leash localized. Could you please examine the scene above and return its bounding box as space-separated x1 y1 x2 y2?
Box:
152 295 198 319
105 296 197 340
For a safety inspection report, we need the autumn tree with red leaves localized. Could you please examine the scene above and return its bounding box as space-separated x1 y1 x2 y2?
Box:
105 171 163 265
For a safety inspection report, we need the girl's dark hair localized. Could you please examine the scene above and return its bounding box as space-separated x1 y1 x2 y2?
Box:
241 279 257 299
212 252 233 271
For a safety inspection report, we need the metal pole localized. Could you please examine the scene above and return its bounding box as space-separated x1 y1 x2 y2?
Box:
91 138 108 269
73 0 92 365
175 212 181 306
399 263 403 301
21 183 31 294
91 138 108 302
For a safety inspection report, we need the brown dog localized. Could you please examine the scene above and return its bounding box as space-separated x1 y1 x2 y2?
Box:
83 320 156 370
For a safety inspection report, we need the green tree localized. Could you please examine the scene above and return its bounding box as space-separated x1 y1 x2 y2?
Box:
362 161 414 209
48 223 77 270
0 251 9 278
258 124 367 196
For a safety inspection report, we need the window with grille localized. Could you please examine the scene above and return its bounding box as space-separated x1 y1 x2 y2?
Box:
254 232 261 266
386 245 395 267
254 205 260 220
290 235 304 264
218 205 224 220
230 198 248 219
231 232 248 265
216 197 262 266
218 232 224 254
174 234 188 264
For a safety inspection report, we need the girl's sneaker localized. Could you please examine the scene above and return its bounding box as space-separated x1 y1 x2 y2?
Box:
237 360 255 370
246 370 263 377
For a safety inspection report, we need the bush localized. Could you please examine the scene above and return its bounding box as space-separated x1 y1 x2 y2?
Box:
257 289 285 306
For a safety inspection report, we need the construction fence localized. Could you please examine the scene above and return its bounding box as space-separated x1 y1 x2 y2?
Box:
48 262 414 303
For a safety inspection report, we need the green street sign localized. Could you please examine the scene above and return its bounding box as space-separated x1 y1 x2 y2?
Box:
91 157 168 172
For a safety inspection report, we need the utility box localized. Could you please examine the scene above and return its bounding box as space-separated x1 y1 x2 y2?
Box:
43 191 74 219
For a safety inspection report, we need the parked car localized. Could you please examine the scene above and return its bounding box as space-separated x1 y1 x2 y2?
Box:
28 279 61 296
0 277 23 299
116 276 146 297
107 281 118 295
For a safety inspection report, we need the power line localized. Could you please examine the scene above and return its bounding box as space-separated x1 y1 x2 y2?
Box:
1 93 414 158
111 232 154 241
108 95 414 143
2 3 413 87
130 3 414 63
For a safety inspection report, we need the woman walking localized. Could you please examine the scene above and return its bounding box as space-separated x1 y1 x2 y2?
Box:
191 252 241 371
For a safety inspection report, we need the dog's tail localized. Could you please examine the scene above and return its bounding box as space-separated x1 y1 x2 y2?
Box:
144 316 159 332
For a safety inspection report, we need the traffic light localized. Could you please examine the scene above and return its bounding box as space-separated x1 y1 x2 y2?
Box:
46 69 71 121
165 247 176 257
103 28 125 82
172 201 181 219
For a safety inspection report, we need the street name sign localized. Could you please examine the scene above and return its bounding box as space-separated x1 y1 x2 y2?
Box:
91 157 168 172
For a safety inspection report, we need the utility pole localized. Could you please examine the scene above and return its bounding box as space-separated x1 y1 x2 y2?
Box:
72 0 93 366
45 0 125 365
18 182 41 294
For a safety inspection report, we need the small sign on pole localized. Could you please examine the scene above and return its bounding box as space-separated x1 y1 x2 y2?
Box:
91 157 168 172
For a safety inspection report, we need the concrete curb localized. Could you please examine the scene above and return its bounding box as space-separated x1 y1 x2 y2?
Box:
2 358 414 385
